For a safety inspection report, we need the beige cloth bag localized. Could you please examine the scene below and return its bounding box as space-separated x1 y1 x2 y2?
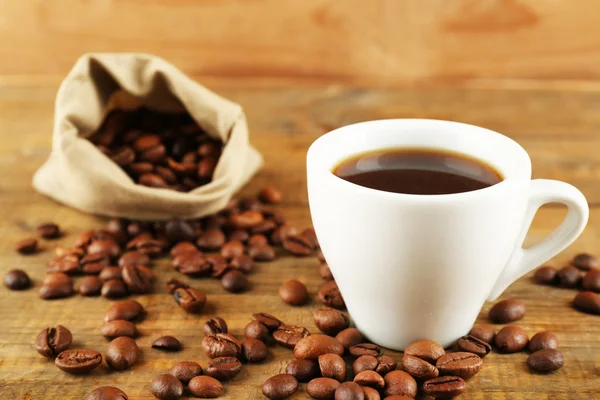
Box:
33 53 263 220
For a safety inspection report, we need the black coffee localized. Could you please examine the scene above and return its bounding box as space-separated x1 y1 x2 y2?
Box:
333 148 502 195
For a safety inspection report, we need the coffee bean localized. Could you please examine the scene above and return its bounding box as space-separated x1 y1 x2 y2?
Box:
228 254 255 274
242 338 268 362
283 234 314 256
279 280 309 306
314 307 350 336
165 278 189 294
150 374 184 400
401 354 439 380
354 370 385 389
248 244 276 261
353 355 378 375
489 298 526 323
122 264 152 293
206 357 242 380
221 270 248 293
40 272 74 299
318 353 346 381
527 349 564 373
248 233 268 247
286 359 320 382
318 280 345 309
457 335 492 358
104 299 144 322
582 269 600 292
468 324 496 344
34 325 72 358
251 219 277 236
197 229 226 251
572 253 598 271
259 186 282 204
118 251 150 267
15 238 38 255
558 265 582 288
229 229 250 243
573 291 600 315
294 334 344 360
137 173 167 188
169 361 203 384
262 374 298 400
335 328 364 351
173 287 206 313
382 370 417 398
319 262 334 281
100 267 122 282
335 382 364 400
188 375 223 398
534 266 558 285
528 331 559 352
245 320 271 342
152 336 181 351
169 242 198 257
203 317 228 335
374 355 397 375
106 336 138 371
55 349 102 374
307 377 340 399
101 279 128 298
202 333 242 359
495 326 529 353
165 219 196 243
271 224 298 245
86 386 128 400
4 269 31 290
100 320 137 339
404 339 445 363
88 238 121 260
436 352 482 380
423 376 466 398
230 210 264 229
221 240 245 260
173 252 211 276
361 387 381 400
252 312 282 331
37 222 61 239
349 343 380 358
46 254 81 275
79 276 103 296
273 325 311 348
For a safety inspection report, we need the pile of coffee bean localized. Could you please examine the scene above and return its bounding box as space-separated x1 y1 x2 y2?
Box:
88 108 223 192
534 252 600 315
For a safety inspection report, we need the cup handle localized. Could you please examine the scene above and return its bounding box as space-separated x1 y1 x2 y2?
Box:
487 179 589 301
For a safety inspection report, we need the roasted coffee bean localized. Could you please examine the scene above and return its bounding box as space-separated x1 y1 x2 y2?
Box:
79 276 103 296
307 377 340 400
248 233 268 247
169 361 203 384
244 320 271 342
221 240 245 260
230 210 264 229
283 234 314 256
165 219 196 243
294 334 344 360
100 320 137 339
354 370 385 389
197 156 217 178
374 355 397 375
495 325 529 353
15 238 37 255
468 324 496 344
80 253 109 274
111 147 136 167
40 272 74 299
319 353 346 381
206 356 242 381
271 224 298 245
128 162 154 177
489 298 526 323
229 229 250 243
534 266 558 285
203 317 228 335
106 336 138 371
423 376 466 398
335 328 364 351
278 280 309 306
118 251 150 267
221 270 248 293
101 279 128 298
259 186 282 204
273 325 311 348
99 267 122 282
404 339 445 363
252 312 282 331
37 222 61 239
88 239 121 260
173 287 206 313
230 254 254 273
383 370 417 398
197 229 226 251
165 278 189 294
4 269 31 290
353 355 378 375
55 349 102 374
188 376 223 398
582 269 600 292
86 386 128 400
558 265 582 288
527 349 564 373
528 331 558 352
251 219 277 235
173 252 211 276
34 325 72 358
286 359 320 382
349 343 380 358
335 382 364 400
262 374 298 400
46 254 81 275
457 335 492 358
169 242 198 257
361 387 381 400
126 234 164 258
202 333 242 359
122 264 152 293
436 352 482 380
242 338 268 362
318 281 345 309
150 374 184 400
572 253 598 271
104 299 144 322
248 244 276 261
209 255 230 278
313 307 351 336
153 336 181 351
302 227 319 248
401 354 439 380
573 291 600 314
319 262 334 281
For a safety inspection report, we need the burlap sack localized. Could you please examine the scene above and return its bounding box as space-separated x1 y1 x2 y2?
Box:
33 53 262 220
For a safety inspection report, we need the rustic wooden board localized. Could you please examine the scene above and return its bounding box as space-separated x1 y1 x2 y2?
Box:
1 80 599 399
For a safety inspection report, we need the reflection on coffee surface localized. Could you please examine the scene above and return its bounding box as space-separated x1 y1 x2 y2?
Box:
333 148 503 195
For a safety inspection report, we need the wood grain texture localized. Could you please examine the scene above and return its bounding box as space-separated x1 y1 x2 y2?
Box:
1 79 600 399
2 0 600 81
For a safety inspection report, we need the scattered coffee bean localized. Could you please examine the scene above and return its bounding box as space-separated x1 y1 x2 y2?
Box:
197 229 226 251
457 335 492 358
34 325 72 358
168 361 203 384
271 224 298 245
436 352 482 380
279 280 309 306
86 386 128 400
203 317 228 335
283 234 314 256
221 270 248 293
248 244 276 261
99 267 122 282
489 298 526 323
37 222 61 239
259 186 282 204
122 264 152 294
229 254 254 273
273 325 311 348
252 312 282 331
188 375 223 398
173 287 206 313
262 374 299 400
354 370 385 389
558 265 582 288
401 354 439 380
55 349 102 374
404 339 445 363
4 269 31 290
317 280 345 309
294 334 345 360
166 278 190 294
169 242 198 257
307 377 340 400
15 238 38 255
118 250 151 267
78 276 103 296
104 299 145 322
220 240 245 260
529 331 559 352
318 353 346 381
495 326 529 353
468 324 496 344
335 328 364 351
202 333 242 359
244 320 271 342
173 251 210 276
534 266 558 285
582 269 600 292
152 336 181 351
286 359 320 382
89 238 122 260
80 253 110 274
572 253 598 271
248 233 268 247
100 320 137 339
353 355 378 375
573 291 600 315
242 338 268 362
150 374 184 400
361 386 381 400
349 343 380 358
314 307 350 336
527 349 564 373
102 279 128 298
319 262 334 281
335 381 364 400
422 376 466 398
206 357 242 381
40 272 74 299
382 370 417 398
374 355 397 375
106 336 138 371
230 229 250 243
46 253 81 275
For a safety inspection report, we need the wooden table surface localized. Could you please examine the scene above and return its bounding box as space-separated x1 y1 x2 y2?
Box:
1 77 599 399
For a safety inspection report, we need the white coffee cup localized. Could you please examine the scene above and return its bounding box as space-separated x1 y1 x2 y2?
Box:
307 119 588 350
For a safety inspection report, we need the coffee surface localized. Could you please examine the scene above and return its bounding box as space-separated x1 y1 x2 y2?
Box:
333 148 502 195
